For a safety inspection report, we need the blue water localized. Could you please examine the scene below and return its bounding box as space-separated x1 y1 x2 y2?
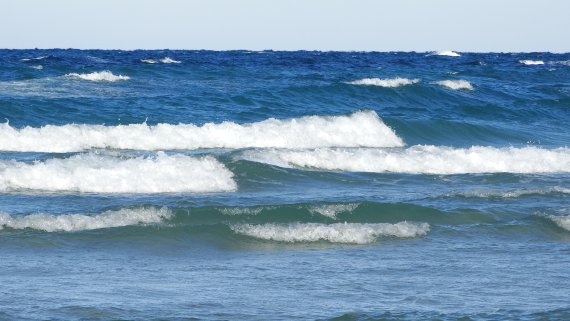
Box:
1 50 569 320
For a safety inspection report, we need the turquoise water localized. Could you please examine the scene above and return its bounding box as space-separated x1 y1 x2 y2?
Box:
0 50 569 320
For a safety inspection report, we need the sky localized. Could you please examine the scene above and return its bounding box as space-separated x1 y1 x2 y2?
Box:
1 0 569 52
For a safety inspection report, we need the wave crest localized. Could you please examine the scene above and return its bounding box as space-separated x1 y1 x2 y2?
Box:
519 60 545 65
429 51 461 57
230 222 430 244
434 80 474 90
0 111 404 152
65 71 130 82
547 215 570 231
0 152 236 193
0 207 171 232
241 146 570 174
347 77 419 88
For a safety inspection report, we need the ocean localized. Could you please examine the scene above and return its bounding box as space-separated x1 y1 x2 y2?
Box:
0 49 569 320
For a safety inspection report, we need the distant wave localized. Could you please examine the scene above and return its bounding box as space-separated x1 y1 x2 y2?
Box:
434 79 474 90
0 111 404 152
0 207 171 232
230 222 430 244
141 57 181 64
241 146 570 174
347 77 420 88
0 152 236 193
20 56 48 62
519 60 545 65
547 215 570 231
428 51 461 57
65 70 130 82
450 187 570 198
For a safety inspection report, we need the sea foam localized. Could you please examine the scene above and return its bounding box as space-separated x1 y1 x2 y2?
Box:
0 111 404 152
434 80 474 90
0 152 236 193
230 222 430 244
547 215 570 231
241 146 570 174
141 57 181 64
519 60 545 65
0 207 171 232
347 77 420 88
65 71 130 82
452 187 570 198
429 51 461 57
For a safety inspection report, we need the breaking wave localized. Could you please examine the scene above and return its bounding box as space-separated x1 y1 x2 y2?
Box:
0 207 171 232
347 77 420 88
0 152 236 193
141 57 181 64
434 79 474 90
65 71 130 82
230 222 430 244
240 146 570 174
547 215 570 231
519 60 545 65
0 111 404 152
308 203 359 219
429 51 461 57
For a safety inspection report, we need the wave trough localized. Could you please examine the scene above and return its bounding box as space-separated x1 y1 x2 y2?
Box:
0 207 171 232
241 146 570 174
0 111 404 152
0 153 236 193
230 222 430 244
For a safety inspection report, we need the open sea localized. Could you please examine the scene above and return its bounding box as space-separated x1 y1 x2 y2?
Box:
0 49 569 320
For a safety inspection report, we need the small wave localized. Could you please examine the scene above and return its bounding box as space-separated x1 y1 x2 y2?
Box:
308 203 359 219
30 65 43 70
547 215 570 231
452 187 570 198
428 51 461 57
219 207 265 216
0 207 171 232
65 71 130 82
241 146 570 174
20 56 48 62
0 111 404 152
160 57 181 63
549 60 570 66
434 79 474 90
0 152 236 193
347 77 419 88
141 59 158 64
230 222 430 244
519 60 545 65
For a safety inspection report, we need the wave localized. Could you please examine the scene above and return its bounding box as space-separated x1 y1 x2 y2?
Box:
0 111 404 152
30 65 43 70
434 79 474 90
141 59 158 64
547 215 570 231
141 57 181 64
230 222 430 244
240 146 570 174
0 152 236 193
0 207 171 232
429 51 461 57
451 187 570 198
308 203 359 219
347 77 420 88
519 60 545 65
65 71 130 82
20 56 48 62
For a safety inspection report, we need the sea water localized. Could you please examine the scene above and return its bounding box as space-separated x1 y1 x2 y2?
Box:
0 50 569 320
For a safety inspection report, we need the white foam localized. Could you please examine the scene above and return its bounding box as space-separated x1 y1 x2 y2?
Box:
160 57 181 63
0 152 236 193
219 207 265 216
308 203 359 219
429 51 461 57
0 207 171 232
230 222 430 244
20 56 47 62
241 146 570 174
519 60 545 65
0 111 404 152
31 65 43 70
65 71 130 82
347 77 420 88
453 187 570 198
434 80 474 90
141 59 158 64
547 215 570 231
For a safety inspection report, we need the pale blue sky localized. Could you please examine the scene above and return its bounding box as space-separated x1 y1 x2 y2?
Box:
1 0 569 52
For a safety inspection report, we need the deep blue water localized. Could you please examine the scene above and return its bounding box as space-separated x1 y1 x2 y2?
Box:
0 50 569 320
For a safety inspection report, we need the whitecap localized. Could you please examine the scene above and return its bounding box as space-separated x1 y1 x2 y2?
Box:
240 146 570 174
141 59 158 64
519 60 545 65
347 77 420 88
0 207 171 232
0 152 236 193
20 56 48 62
452 187 570 198
160 57 181 64
308 203 359 219
546 215 570 231
428 51 461 57
434 79 474 90
0 111 404 152
65 70 130 82
230 222 430 244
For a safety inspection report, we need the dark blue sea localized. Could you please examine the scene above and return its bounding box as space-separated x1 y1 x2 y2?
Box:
0 50 569 320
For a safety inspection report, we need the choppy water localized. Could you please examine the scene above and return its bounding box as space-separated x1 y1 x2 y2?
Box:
1 50 569 320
